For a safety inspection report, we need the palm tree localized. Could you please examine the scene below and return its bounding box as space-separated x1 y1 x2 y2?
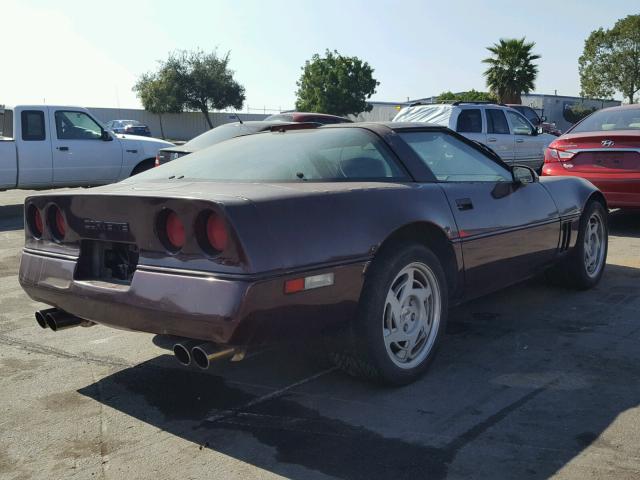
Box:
482 38 541 104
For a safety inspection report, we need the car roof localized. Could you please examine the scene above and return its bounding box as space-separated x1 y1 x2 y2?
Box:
596 103 640 113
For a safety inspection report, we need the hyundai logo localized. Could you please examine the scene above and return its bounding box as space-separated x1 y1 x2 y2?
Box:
601 140 615 147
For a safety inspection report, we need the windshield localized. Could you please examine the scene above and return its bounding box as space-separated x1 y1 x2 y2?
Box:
129 128 407 182
571 108 640 133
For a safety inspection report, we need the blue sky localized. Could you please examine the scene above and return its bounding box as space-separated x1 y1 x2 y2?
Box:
3 0 637 110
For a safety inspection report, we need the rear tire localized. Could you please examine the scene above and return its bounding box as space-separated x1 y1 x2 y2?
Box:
563 201 608 290
331 242 448 385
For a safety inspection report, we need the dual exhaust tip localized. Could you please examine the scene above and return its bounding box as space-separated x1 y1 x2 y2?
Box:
173 340 238 369
35 308 94 331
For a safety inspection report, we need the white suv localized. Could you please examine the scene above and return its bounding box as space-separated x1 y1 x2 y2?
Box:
393 102 556 171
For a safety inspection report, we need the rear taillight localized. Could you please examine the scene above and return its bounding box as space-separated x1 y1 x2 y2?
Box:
157 209 185 252
48 205 66 241
27 204 43 238
206 211 228 252
544 147 574 163
155 154 160 167
166 211 185 249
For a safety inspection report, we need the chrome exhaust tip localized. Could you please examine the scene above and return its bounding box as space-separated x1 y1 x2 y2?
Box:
35 308 57 329
44 310 93 331
191 343 236 370
172 340 201 366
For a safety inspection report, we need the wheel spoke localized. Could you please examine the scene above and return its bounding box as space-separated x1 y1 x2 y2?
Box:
385 290 402 321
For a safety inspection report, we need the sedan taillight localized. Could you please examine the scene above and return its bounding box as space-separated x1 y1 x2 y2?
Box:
544 147 575 163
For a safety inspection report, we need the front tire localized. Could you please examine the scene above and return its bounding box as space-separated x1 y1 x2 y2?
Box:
332 242 448 385
565 200 608 289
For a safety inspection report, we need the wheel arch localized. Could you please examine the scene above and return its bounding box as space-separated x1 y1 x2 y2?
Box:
130 157 156 176
586 190 607 210
373 222 460 297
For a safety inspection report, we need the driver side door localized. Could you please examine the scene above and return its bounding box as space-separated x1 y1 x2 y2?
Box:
49 109 123 186
399 130 560 298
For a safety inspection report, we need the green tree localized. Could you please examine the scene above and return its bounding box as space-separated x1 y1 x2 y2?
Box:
135 49 245 129
482 38 540 104
437 89 497 103
579 15 640 104
133 72 182 139
295 49 379 116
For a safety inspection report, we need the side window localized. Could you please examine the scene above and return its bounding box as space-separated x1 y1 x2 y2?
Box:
486 109 510 134
399 131 512 182
456 109 482 133
21 110 46 141
522 107 539 125
55 111 103 140
506 111 534 135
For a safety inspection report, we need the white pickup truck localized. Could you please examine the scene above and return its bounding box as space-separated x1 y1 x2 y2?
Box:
0 105 173 190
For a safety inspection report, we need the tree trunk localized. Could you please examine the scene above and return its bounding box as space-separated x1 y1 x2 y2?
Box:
200 108 213 129
158 114 165 139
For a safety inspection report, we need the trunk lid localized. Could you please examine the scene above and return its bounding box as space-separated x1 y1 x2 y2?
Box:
554 130 640 173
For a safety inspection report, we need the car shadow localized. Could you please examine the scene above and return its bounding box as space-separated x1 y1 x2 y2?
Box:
609 209 640 238
78 263 640 480
0 205 23 232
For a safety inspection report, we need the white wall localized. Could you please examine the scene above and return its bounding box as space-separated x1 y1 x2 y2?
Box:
88 108 268 141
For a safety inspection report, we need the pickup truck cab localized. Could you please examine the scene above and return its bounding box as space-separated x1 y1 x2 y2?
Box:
0 105 173 190
393 102 557 171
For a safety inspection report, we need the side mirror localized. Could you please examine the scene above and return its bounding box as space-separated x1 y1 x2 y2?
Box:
540 115 547 122
101 130 112 141
512 165 538 184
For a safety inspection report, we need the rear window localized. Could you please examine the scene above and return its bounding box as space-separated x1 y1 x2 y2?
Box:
571 108 640 132
131 128 407 182
265 114 294 122
0 109 13 138
21 110 46 141
183 123 266 151
456 109 482 133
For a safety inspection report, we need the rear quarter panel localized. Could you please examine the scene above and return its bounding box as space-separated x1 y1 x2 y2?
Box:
0 140 17 189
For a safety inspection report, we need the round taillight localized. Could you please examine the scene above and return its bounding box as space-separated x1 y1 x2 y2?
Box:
206 212 228 252
48 205 66 241
163 210 185 251
27 204 43 238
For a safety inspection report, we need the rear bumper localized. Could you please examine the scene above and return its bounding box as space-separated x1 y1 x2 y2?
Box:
19 250 366 345
542 163 640 208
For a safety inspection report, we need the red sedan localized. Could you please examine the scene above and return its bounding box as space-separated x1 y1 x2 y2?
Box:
542 104 640 209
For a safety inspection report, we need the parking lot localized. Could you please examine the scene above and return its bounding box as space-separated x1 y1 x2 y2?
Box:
0 191 639 480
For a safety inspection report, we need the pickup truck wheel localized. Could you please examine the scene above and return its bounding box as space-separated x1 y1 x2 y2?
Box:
565 200 608 289
130 159 155 176
331 242 448 385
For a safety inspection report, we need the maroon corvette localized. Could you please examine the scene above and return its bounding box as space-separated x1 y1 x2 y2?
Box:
19 122 608 385
543 104 640 209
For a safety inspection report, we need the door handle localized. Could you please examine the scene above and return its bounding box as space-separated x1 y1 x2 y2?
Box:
57 146 69 151
516 138 525 143
487 137 497 143
456 198 474 211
